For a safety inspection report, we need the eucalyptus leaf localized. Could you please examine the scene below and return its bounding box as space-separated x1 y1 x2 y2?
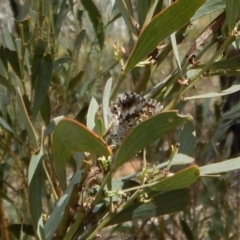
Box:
44 171 83 240
114 111 191 168
87 97 99 130
52 118 112 188
200 157 240 176
102 78 112 129
185 84 240 100
149 165 200 192
32 54 53 119
108 189 190 226
124 0 206 73
28 147 45 239
16 89 39 149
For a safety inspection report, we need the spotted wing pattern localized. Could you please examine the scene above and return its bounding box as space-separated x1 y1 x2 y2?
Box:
108 92 163 145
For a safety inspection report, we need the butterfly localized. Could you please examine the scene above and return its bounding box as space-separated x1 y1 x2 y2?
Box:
108 92 163 145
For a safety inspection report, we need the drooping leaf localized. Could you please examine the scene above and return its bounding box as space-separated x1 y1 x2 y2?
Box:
124 0 206 73
0 190 19 220
0 116 13 133
4 48 22 79
81 0 104 50
113 111 191 168
31 39 47 88
32 54 53 119
0 46 8 78
44 171 83 240
52 118 112 187
54 2 69 36
67 71 84 91
17 0 31 20
16 88 39 149
115 0 139 36
40 95 51 125
74 29 86 52
28 147 45 239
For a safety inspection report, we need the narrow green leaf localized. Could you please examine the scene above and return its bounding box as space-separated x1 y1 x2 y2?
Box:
200 157 240 176
102 78 112 129
0 116 13 133
74 29 86 51
180 219 194 240
28 147 45 239
115 0 138 35
108 189 189 225
199 55 240 70
4 48 22 79
17 0 31 21
142 0 159 28
8 224 35 238
67 71 84 91
16 89 39 149
150 165 200 191
53 57 72 73
178 121 196 157
137 0 150 27
0 75 14 92
44 171 83 240
44 116 65 137
40 95 51 125
2 27 16 50
81 0 104 50
226 0 240 32
170 32 182 74
87 97 99 130
0 190 19 220
52 118 112 187
113 111 191 168
0 46 8 78
55 3 69 36
124 0 206 73
185 84 240 100
32 54 53 119
31 39 47 88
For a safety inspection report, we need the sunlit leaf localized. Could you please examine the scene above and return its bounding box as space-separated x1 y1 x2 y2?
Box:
124 0 206 73
149 165 200 191
200 157 240 176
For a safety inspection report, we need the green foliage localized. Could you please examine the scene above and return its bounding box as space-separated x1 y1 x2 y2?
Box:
1 0 240 239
